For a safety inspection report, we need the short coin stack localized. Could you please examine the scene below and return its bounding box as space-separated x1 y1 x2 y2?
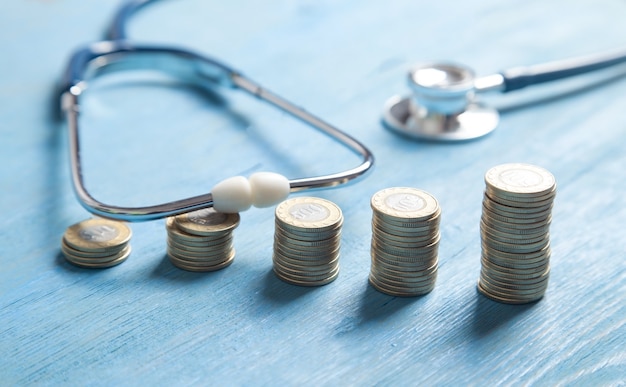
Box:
62 218 132 268
479 163 556 304
166 208 240 272
273 197 343 286
369 187 441 296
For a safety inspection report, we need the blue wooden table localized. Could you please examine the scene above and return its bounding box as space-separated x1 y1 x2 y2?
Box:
1 0 625 385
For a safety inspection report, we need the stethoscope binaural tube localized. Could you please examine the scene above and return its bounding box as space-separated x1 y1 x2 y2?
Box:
60 3 374 222
384 48 626 141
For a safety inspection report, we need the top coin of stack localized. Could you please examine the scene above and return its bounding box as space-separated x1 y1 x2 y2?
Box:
478 163 556 304
61 218 132 268
166 208 240 272
369 187 441 297
273 197 343 286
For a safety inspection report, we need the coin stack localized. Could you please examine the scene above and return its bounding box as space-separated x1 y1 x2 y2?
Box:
61 218 132 268
166 208 240 272
478 163 556 304
369 187 441 297
273 197 343 286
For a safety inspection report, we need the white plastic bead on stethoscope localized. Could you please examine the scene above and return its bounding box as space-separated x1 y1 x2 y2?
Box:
211 172 290 213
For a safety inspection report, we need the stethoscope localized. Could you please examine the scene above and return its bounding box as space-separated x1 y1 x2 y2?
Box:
384 50 626 141
60 0 374 222
61 0 626 221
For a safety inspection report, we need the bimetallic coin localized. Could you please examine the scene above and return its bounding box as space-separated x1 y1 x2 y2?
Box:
484 193 555 210
64 245 131 269
174 208 240 236
272 197 342 286
478 163 556 304
169 250 235 272
483 197 554 216
371 187 439 221
61 239 126 259
369 274 435 297
166 217 231 242
369 187 441 297
372 208 441 228
63 218 131 253
485 163 556 197
274 267 340 287
165 209 240 272
477 281 545 304
275 197 343 232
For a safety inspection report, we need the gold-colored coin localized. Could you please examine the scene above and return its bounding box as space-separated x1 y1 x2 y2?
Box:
63 218 131 253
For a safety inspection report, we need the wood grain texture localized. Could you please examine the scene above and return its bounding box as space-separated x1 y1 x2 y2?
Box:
1 0 625 385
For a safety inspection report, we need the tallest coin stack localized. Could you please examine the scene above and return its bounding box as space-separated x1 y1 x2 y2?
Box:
478 163 556 304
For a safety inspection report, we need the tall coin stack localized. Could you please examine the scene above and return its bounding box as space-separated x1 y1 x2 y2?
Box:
61 218 132 268
273 197 343 286
478 163 556 304
166 208 240 272
369 188 441 297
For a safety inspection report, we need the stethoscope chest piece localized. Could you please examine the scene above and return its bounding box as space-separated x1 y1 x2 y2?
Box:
383 62 499 141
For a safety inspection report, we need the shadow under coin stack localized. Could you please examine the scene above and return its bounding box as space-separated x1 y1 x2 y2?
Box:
369 188 441 296
479 163 556 304
62 218 132 268
273 197 343 286
166 208 240 272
